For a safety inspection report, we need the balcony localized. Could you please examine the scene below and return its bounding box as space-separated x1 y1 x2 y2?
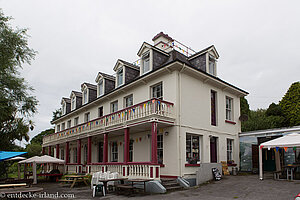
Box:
43 98 175 145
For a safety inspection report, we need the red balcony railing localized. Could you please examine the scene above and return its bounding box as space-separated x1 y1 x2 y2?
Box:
43 98 174 144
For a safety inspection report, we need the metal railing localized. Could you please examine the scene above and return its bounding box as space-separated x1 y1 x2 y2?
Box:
43 98 174 144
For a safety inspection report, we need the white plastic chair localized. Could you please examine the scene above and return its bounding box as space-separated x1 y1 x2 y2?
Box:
92 172 105 197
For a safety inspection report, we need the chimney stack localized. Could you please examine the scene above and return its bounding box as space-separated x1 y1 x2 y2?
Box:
152 32 174 52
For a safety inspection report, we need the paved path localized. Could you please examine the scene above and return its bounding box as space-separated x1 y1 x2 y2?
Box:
39 175 300 199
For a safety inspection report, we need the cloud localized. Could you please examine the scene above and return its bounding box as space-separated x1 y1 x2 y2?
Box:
1 0 300 141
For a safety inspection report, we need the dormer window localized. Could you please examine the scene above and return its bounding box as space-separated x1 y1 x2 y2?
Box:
142 52 150 74
117 68 123 87
98 80 104 97
71 96 76 110
83 89 88 104
62 101 66 115
209 56 216 76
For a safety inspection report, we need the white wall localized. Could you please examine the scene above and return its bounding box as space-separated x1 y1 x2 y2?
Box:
52 63 243 177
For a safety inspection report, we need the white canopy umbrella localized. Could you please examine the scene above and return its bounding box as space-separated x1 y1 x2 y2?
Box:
6 156 26 161
259 133 300 180
18 155 65 184
35 155 65 164
18 156 40 164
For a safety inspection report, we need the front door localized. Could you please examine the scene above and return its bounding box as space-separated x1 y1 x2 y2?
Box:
210 137 217 163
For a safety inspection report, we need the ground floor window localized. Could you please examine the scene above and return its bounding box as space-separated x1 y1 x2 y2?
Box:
111 141 118 162
73 148 77 163
98 142 103 162
129 140 134 162
157 134 163 164
186 134 200 164
227 139 233 161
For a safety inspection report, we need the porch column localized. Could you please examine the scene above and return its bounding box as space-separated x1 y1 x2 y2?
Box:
48 146 51 156
65 142 69 164
56 144 60 158
42 147 45 155
124 128 130 163
259 145 263 180
151 121 158 164
87 136 92 164
77 139 81 164
103 133 108 163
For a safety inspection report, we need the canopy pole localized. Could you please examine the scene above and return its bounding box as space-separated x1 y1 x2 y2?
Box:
17 163 20 180
33 162 37 184
259 146 263 180
24 163 27 179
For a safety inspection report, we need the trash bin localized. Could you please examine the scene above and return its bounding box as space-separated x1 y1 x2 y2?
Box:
232 167 238 175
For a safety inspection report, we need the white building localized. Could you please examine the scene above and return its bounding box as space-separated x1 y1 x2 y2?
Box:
43 32 248 180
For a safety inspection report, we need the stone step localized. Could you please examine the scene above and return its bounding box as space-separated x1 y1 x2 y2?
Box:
162 182 180 187
161 178 177 183
164 185 183 191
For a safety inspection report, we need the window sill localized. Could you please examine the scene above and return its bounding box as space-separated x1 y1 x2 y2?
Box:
225 120 236 125
185 164 200 167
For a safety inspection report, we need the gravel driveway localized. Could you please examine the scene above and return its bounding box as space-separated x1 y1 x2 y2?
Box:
38 174 300 200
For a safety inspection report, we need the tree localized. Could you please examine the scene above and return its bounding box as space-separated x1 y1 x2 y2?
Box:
30 128 54 145
240 97 250 122
279 82 300 127
25 143 42 158
52 108 62 122
241 109 285 132
240 97 250 116
0 10 38 150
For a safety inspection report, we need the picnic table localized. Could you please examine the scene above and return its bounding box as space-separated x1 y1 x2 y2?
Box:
127 179 151 193
60 174 89 188
283 164 300 180
98 178 128 195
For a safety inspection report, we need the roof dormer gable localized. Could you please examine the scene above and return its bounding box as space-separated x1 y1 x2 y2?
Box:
113 59 140 88
70 91 82 110
188 45 219 60
61 97 71 115
81 83 97 104
95 72 116 97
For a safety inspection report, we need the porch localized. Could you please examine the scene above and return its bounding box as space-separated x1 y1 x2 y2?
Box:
42 98 175 180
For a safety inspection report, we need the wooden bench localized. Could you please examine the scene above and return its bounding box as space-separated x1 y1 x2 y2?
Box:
5 179 33 187
59 179 73 183
273 170 282 180
0 183 27 188
59 177 89 188
115 184 135 195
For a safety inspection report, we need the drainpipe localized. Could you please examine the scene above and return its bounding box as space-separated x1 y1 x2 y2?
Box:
178 64 186 177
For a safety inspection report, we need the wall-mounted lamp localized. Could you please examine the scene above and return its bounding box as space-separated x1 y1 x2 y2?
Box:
209 135 212 138
164 132 169 136
147 134 151 139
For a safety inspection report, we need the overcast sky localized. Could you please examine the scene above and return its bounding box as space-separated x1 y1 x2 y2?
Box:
1 0 299 144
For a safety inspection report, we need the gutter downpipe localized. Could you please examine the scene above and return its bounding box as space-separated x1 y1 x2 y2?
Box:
178 64 186 177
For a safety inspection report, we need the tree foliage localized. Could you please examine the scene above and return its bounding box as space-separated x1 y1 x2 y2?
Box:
279 81 300 127
30 128 54 145
52 108 62 122
25 143 42 158
242 82 300 132
240 97 250 116
0 10 38 150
